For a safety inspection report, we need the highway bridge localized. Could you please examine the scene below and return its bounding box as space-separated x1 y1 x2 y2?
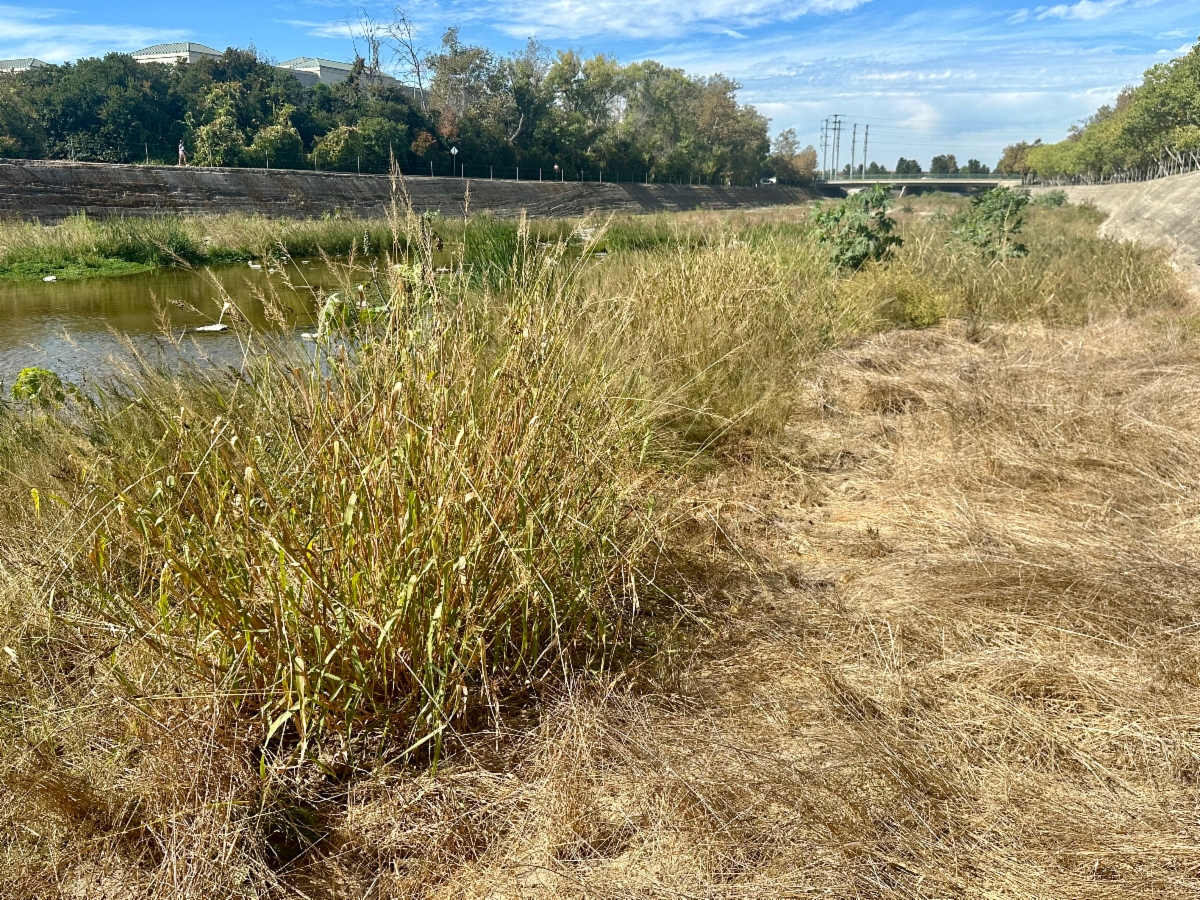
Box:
823 174 1025 192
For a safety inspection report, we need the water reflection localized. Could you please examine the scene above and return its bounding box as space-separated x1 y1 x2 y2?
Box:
0 263 344 385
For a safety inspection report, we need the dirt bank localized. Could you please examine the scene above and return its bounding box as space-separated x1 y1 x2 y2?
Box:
0 159 830 222
1044 171 1200 284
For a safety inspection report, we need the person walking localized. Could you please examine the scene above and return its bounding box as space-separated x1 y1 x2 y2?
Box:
178 141 187 166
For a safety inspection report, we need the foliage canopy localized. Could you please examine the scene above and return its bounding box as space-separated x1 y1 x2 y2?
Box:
1014 39 1200 178
0 38 788 184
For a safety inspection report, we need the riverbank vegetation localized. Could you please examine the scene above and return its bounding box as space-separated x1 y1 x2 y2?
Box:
0 192 1193 897
0 213 400 281
0 210 705 282
1002 38 1200 180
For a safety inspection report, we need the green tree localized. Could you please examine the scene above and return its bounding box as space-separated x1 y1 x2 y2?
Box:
769 129 818 182
16 54 182 161
997 140 1039 175
190 83 246 167
0 83 46 157
0 34 773 182
358 117 408 171
312 125 365 171
246 121 306 169
930 154 959 175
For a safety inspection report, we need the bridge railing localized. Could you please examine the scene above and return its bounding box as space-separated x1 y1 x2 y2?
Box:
816 173 1024 183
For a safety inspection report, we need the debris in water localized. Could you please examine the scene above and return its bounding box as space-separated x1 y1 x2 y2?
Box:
193 323 230 333
249 262 262 269
42 275 57 282
301 332 317 341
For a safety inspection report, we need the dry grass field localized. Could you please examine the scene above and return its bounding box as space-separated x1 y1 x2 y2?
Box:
2 193 1198 898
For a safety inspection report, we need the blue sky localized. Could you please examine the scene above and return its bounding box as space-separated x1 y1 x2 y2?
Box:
2 0 1195 166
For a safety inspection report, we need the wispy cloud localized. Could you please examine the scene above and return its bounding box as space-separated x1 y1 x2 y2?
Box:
0 5 185 62
471 0 873 40
283 18 358 40
1036 0 1127 21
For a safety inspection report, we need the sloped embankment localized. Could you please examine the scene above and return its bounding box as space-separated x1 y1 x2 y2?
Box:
0 159 828 222
1050 170 1200 284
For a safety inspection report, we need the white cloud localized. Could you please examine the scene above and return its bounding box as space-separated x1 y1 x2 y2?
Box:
475 0 873 40
856 69 977 82
0 6 185 62
1036 0 1126 21
1008 8 1031 22
284 19 358 39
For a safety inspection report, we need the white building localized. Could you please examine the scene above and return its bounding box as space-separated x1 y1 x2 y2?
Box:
0 58 48 73
276 57 359 87
132 43 222 66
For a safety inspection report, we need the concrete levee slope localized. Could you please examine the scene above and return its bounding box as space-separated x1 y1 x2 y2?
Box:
0 159 828 222
1043 171 1200 284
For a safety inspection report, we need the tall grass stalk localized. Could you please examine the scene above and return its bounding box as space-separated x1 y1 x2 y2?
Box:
78 215 653 760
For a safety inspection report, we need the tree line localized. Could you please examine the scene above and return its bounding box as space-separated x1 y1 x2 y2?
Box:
0 27 825 186
997 38 1200 180
826 155 992 178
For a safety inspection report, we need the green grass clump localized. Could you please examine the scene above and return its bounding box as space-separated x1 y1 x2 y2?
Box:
0 257 152 281
72 218 652 759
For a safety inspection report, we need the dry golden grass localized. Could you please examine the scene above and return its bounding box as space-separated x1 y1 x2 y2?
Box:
301 314 1200 898
3 198 1199 897
12 312 1197 898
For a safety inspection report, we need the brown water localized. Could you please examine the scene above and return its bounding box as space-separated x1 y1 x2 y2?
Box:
0 262 346 386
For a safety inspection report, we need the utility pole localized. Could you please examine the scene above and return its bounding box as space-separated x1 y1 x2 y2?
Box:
832 115 843 180
863 125 870 176
821 118 829 180
850 124 858 179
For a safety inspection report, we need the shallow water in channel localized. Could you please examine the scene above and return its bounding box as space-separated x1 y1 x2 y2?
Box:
0 261 351 386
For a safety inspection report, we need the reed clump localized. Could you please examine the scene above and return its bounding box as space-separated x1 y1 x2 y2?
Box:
63 218 658 762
